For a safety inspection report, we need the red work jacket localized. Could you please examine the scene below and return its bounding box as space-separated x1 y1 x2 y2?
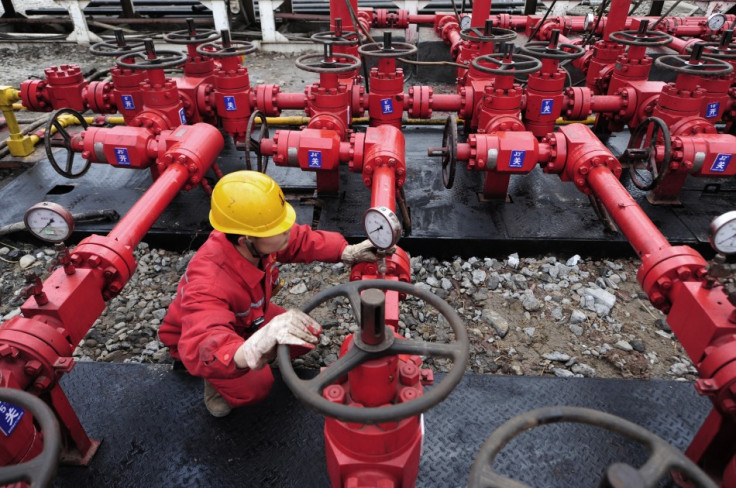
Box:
159 225 347 379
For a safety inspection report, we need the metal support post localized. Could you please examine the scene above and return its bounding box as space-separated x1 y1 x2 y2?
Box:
199 0 231 32
259 0 289 42
53 0 101 45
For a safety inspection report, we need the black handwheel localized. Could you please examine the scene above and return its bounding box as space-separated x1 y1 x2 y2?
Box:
0 388 61 488
521 30 585 60
427 116 458 189
459 26 517 43
163 18 220 45
89 30 145 57
609 20 673 47
357 33 418 58
115 39 187 70
195 30 256 57
471 52 542 76
311 18 363 46
468 406 718 488
686 30 736 60
655 50 734 77
296 45 362 73
622 116 671 192
244 110 269 173
277 279 469 424
45 108 90 179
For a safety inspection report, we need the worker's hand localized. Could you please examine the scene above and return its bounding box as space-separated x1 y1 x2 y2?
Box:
234 309 322 370
341 239 383 265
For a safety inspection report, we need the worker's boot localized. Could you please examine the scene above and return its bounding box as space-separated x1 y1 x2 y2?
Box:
203 379 232 417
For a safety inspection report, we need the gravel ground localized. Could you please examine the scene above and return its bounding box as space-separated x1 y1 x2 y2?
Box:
0 25 700 383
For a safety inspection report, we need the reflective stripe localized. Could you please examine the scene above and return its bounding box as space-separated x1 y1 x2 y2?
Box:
235 310 250 317
234 297 265 317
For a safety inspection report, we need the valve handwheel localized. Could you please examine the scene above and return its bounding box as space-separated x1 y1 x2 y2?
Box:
115 39 188 70
164 18 221 45
623 116 671 192
468 406 717 488
609 20 673 47
655 44 734 77
296 45 362 73
89 30 145 57
0 388 61 488
685 30 736 60
244 110 269 173
195 30 257 58
471 51 543 76
459 26 517 44
427 116 458 189
45 108 91 179
521 30 586 60
277 279 469 424
357 32 419 59
311 18 364 46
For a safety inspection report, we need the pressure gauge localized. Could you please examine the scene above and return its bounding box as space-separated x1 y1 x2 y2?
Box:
363 206 402 250
707 13 727 31
460 15 472 31
584 13 595 33
23 202 74 243
709 211 736 254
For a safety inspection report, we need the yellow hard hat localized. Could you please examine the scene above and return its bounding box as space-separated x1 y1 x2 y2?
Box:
209 171 296 237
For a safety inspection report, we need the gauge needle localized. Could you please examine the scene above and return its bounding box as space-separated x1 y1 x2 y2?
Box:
369 225 384 234
717 230 736 245
41 218 56 230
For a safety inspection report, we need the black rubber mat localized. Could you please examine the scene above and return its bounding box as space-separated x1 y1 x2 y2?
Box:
51 363 712 487
2 129 733 257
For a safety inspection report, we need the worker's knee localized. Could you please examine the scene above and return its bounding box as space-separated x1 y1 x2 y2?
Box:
207 367 275 407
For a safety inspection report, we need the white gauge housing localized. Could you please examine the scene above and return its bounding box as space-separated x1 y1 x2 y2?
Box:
584 13 595 32
460 15 472 31
707 13 727 31
23 202 74 243
709 210 736 254
363 206 402 250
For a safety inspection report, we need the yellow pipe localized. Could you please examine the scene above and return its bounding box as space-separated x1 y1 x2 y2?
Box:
25 115 125 149
0 86 34 156
12 103 25 111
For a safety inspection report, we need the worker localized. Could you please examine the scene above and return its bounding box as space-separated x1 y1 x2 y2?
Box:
159 170 379 417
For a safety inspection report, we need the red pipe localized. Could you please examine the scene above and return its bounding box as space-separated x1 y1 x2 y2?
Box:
275 92 308 110
408 14 436 24
587 165 671 257
108 164 190 249
430 94 464 112
370 166 397 210
590 95 626 113
603 0 633 41
470 0 491 28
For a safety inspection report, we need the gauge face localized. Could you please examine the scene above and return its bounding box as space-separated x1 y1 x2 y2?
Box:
363 206 402 250
460 15 472 31
709 210 736 254
708 13 726 31
23 202 74 243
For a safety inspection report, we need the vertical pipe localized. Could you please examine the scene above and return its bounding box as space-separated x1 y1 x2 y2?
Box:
603 0 633 41
370 166 397 211
587 165 670 257
471 0 492 27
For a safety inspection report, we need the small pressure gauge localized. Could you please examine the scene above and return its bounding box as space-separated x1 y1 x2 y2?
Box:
363 206 402 250
23 202 74 243
584 13 595 33
709 211 736 254
460 15 472 31
707 13 727 31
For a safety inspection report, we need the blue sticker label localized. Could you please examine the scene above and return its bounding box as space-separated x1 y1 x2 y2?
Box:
540 99 554 115
224 96 237 112
308 150 322 168
114 147 131 166
509 150 526 168
179 107 187 125
710 154 732 173
706 102 720 119
0 401 24 436
380 98 394 115
121 94 135 111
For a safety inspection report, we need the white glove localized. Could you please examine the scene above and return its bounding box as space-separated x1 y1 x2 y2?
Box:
234 310 322 370
341 239 381 265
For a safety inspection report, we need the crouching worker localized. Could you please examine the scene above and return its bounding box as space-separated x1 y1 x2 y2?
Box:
159 171 379 417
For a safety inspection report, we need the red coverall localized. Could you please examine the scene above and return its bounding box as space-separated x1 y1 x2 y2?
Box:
159 225 347 406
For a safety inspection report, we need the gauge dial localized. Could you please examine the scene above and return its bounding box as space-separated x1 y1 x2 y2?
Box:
23 202 74 243
460 15 472 31
709 211 736 254
707 13 727 31
363 206 402 250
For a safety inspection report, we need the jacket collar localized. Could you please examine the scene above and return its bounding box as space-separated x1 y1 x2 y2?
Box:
208 231 265 289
